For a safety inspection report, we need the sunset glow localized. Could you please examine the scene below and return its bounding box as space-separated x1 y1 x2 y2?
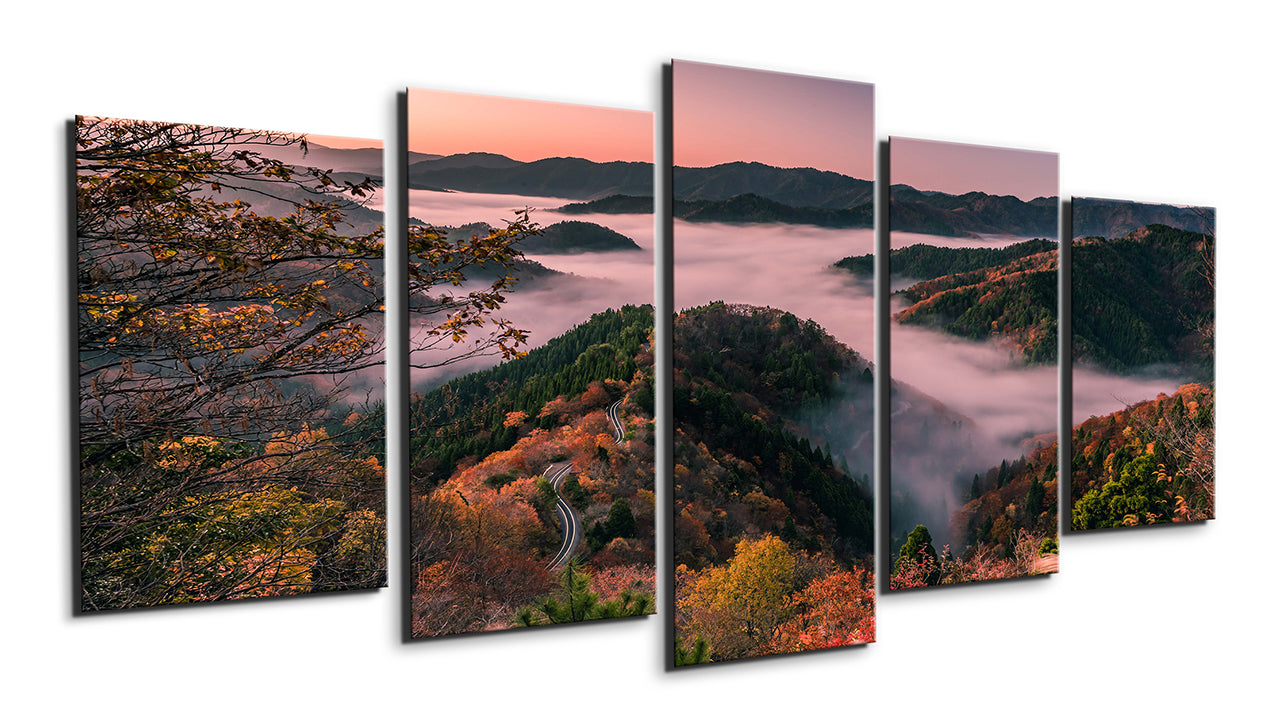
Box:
891 137 1058 201
673 60 874 179
407 88 652 163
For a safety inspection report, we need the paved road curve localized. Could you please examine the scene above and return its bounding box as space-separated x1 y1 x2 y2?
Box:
606 399 625 445
544 462 582 569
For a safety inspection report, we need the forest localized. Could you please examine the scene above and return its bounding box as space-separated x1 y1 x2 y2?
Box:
839 239 1059 362
1072 224 1215 375
409 306 656 637
1070 218 1215 529
672 303 875 663
76 117 389 610
1069 384 1215 529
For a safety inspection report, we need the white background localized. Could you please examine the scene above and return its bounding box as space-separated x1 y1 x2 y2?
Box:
3 1 1274 717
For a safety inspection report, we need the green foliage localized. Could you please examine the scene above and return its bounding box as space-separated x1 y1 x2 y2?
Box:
837 239 1056 280
514 561 654 626
1072 454 1167 529
410 305 653 489
1072 224 1214 375
1039 537 1058 555
674 636 711 667
895 525 940 586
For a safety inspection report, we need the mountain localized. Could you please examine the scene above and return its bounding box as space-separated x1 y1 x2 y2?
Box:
262 141 386 177
1072 197 1214 239
414 152 523 170
673 302 875 569
556 195 655 215
890 184 1058 237
1073 223 1214 374
673 162 873 209
837 240 1059 362
559 192 873 228
949 443 1058 561
407 155 654 199
519 220 642 253
413 222 603 291
1068 383 1214 529
407 305 657 636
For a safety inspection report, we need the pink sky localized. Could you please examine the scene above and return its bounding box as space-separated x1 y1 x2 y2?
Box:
673 60 874 179
891 137 1058 201
306 134 381 150
407 88 652 163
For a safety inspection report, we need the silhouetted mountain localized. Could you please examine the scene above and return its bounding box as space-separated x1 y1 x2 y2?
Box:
673 162 873 209
557 195 655 215
1071 197 1214 239
838 239 1060 363
890 184 1058 237
414 152 524 170
520 221 642 253
407 156 654 199
558 193 872 228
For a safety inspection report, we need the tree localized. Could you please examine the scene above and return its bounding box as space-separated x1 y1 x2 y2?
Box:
513 560 653 626
676 534 796 660
76 116 533 611
893 524 940 586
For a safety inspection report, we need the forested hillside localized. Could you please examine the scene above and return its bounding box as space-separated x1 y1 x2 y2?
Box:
1070 384 1214 529
1072 224 1214 374
840 240 1059 362
889 185 1058 237
672 303 874 663
409 306 656 636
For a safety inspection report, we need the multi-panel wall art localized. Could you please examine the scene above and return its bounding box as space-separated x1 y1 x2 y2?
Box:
671 60 877 665
76 116 387 611
883 138 1060 589
405 89 656 637
1069 197 1216 529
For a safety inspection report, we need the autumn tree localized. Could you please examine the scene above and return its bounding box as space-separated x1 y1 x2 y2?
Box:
677 534 796 660
894 525 940 586
76 116 534 611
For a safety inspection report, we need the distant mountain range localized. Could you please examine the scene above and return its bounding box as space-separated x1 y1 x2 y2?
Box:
1072 223 1214 373
408 153 653 199
1072 197 1214 239
890 185 1058 238
838 239 1060 363
559 193 873 228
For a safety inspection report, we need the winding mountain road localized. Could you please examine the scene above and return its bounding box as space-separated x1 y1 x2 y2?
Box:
606 399 625 445
544 462 582 569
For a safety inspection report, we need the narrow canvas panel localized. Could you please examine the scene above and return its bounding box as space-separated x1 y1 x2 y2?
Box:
1069 197 1215 530
405 89 656 638
76 116 387 611
671 60 876 665
884 137 1060 590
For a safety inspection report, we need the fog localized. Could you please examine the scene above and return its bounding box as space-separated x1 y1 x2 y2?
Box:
402 190 655 390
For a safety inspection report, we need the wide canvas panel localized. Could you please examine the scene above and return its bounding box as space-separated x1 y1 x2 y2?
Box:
1069 197 1215 529
405 89 655 638
76 116 387 611
671 60 876 665
882 137 1060 589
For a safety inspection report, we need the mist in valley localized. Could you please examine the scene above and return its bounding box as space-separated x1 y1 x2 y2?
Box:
402 190 655 391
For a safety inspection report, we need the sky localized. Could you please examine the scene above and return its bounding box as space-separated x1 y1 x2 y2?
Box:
891 137 1058 201
306 133 382 150
407 88 652 163
672 60 874 179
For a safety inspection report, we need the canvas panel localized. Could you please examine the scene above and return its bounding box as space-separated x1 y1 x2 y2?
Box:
76 116 387 611
671 60 876 665
884 137 1060 589
404 89 656 638
1069 197 1215 530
